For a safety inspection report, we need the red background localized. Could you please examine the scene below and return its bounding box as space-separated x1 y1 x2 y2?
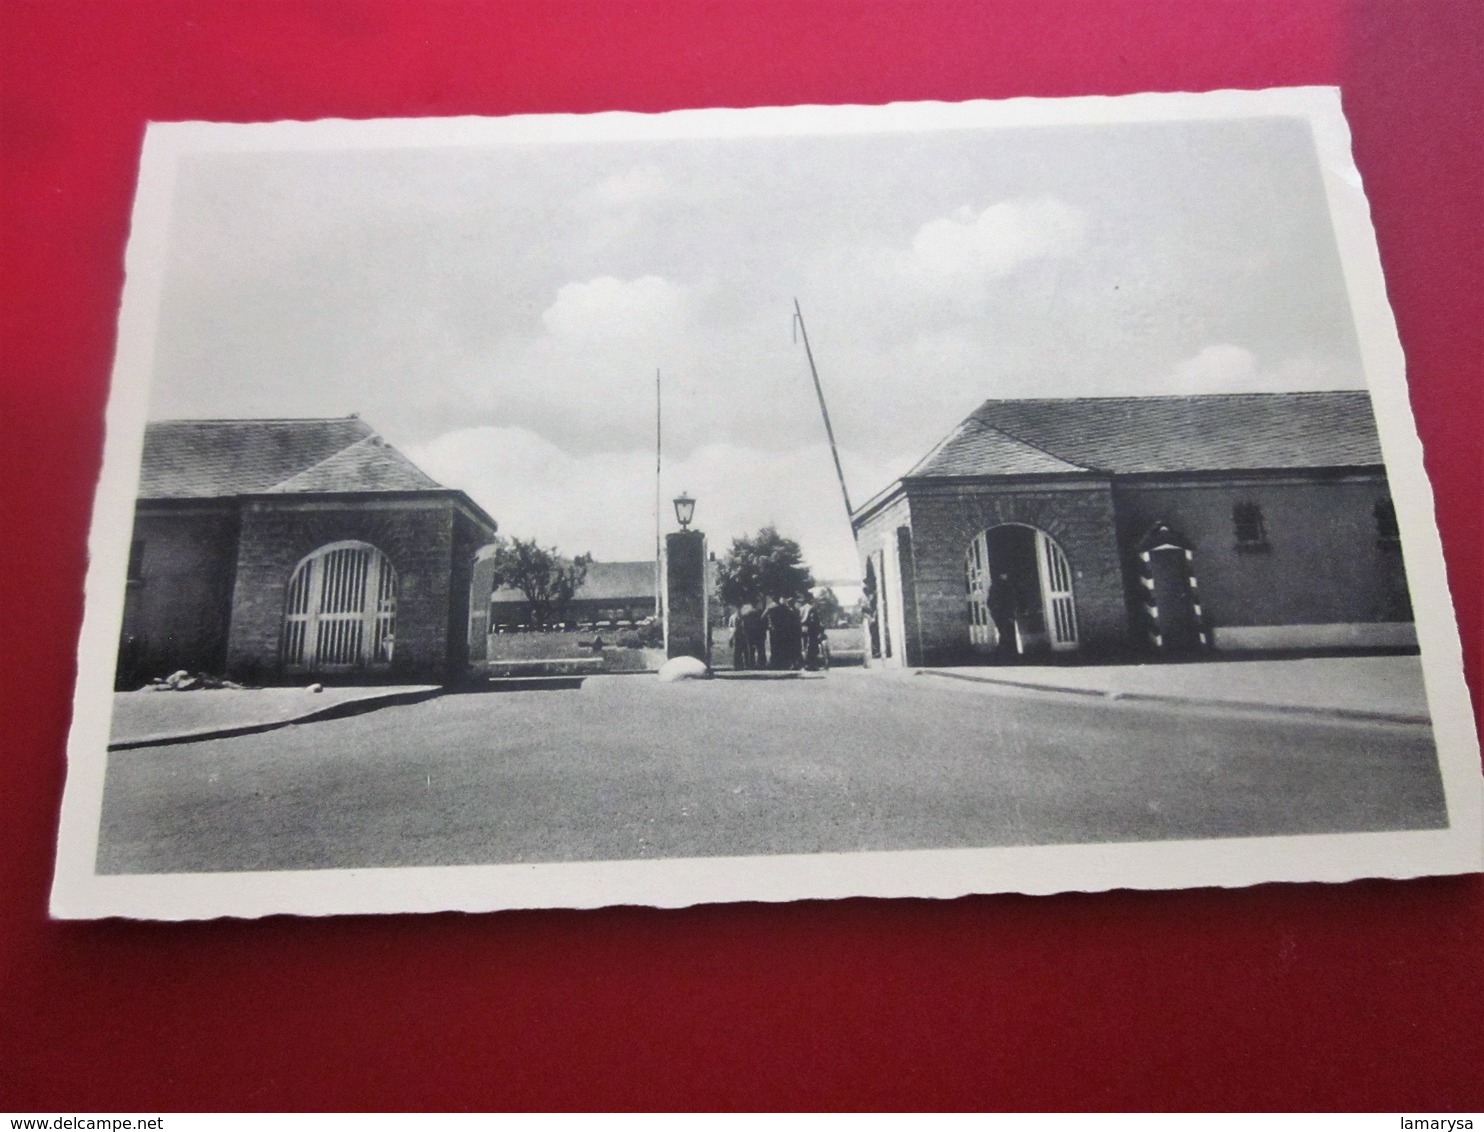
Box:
2 0 1480 1111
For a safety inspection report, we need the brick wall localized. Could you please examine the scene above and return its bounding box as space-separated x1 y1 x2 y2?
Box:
1112 473 1412 634
119 506 240 685
896 478 1129 665
225 498 459 683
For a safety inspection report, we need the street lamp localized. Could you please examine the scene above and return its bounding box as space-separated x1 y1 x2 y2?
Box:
673 491 696 531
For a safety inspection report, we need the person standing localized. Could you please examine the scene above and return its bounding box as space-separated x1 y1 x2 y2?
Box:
729 608 747 670
801 598 825 671
988 570 1019 660
782 597 804 670
763 597 793 670
740 601 766 669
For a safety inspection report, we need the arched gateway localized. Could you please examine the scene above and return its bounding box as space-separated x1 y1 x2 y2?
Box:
282 541 398 672
966 525 1078 657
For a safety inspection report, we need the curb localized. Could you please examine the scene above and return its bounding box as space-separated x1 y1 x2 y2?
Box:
108 687 447 751
916 669 1432 726
480 658 605 678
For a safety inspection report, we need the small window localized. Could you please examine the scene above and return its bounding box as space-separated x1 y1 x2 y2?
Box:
1374 498 1400 545
1232 503 1268 551
126 539 146 583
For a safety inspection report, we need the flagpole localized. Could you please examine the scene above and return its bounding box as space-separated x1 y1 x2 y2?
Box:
654 368 663 621
793 298 856 539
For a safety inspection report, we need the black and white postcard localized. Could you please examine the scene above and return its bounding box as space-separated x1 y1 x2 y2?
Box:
53 87 1482 919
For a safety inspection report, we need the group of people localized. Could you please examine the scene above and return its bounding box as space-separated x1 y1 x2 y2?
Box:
729 596 827 671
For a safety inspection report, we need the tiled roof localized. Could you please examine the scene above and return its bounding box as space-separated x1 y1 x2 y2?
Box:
911 391 1383 478
138 417 448 498
492 560 656 605
266 435 443 494
907 418 1087 477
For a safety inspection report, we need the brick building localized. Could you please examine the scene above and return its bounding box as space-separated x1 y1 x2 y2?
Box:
483 559 659 631
852 391 1414 667
117 417 497 686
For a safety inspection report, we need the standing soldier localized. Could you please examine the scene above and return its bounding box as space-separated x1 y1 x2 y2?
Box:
729 608 747 670
988 569 1019 660
740 600 766 669
763 596 794 670
783 597 805 670
801 597 825 671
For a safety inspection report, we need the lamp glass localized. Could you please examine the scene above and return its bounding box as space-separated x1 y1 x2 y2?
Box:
673 492 696 529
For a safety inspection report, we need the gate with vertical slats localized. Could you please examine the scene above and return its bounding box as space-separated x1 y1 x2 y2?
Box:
1035 529 1078 651
965 530 994 651
965 525 1079 657
282 542 397 673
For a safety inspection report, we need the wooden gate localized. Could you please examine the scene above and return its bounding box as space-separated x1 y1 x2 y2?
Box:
283 542 397 672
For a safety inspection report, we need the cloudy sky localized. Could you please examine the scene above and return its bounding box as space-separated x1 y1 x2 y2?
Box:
146 111 1364 583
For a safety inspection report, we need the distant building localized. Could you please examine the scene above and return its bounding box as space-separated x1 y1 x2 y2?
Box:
117 417 497 686
485 560 659 631
852 391 1414 667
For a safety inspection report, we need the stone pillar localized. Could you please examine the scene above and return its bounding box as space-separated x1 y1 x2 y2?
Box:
894 524 923 667
466 547 502 663
664 529 709 664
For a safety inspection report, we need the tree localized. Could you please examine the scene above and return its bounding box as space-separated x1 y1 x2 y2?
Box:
716 526 815 610
490 537 591 629
811 585 846 628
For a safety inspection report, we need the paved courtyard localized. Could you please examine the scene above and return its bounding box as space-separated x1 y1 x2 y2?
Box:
95 666 1449 874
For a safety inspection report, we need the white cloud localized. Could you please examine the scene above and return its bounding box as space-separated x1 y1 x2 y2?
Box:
540 275 689 340
409 426 653 558
897 197 1086 294
406 426 900 583
1170 343 1260 392
1168 344 1356 394
444 274 712 455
